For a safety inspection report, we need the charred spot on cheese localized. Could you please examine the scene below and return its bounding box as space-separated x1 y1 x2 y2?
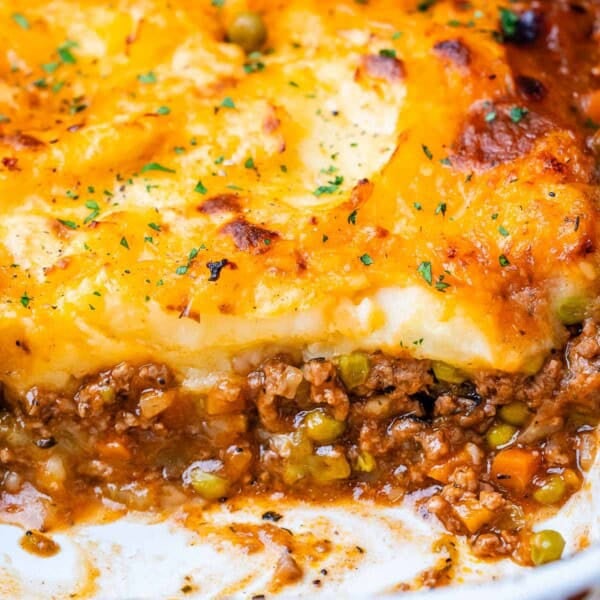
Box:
432 39 471 68
374 226 389 239
359 54 405 83
207 259 231 282
574 236 595 257
15 339 30 354
0 133 45 150
542 155 574 180
1 157 19 171
44 257 71 276
515 75 547 102
263 112 281 134
347 178 374 211
294 250 308 272
197 194 241 214
502 4 599 156
451 102 551 171
220 218 279 254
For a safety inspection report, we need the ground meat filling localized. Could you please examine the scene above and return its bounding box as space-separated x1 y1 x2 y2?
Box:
0 323 598 565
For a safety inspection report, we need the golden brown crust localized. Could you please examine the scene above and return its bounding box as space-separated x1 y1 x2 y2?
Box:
0 1 598 399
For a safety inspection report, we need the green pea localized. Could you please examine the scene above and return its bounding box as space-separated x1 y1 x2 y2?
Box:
188 469 229 500
282 462 306 485
227 12 267 53
432 361 466 384
499 401 530 426
337 352 370 389
533 475 566 505
557 296 587 326
486 422 517 449
354 450 376 473
309 453 351 483
522 353 545 376
530 530 565 566
304 410 345 444
99 386 116 404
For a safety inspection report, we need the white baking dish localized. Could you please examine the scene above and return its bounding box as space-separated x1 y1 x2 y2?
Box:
1 430 597 599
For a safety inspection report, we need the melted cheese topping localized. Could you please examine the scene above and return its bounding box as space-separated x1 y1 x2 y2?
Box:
0 0 599 393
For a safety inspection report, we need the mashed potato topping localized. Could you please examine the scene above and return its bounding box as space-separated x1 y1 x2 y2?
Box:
0 0 598 394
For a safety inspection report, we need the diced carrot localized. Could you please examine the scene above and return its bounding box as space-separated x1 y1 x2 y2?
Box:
453 498 495 534
205 383 246 415
428 446 474 483
139 389 176 419
490 448 540 495
562 468 581 489
428 460 456 484
96 438 132 461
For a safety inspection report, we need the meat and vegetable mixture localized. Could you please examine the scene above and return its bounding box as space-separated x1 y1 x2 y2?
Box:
1 319 598 567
